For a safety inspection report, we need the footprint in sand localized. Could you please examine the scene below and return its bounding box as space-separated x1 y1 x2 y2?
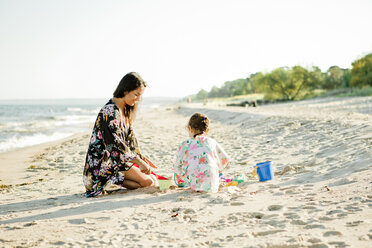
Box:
262 214 280 220
248 212 265 219
323 231 342 237
120 223 129 230
305 224 326 229
190 230 207 238
52 241 66 246
279 186 300 195
337 212 348 218
343 204 363 213
328 241 348 247
366 234 372 240
302 205 317 210
308 243 331 248
85 236 97 242
68 218 86 224
290 220 307 225
307 238 322 244
284 212 301 220
345 220 364 227
303 186 314 191
180 212 197 223
318 216 334 221
267 205 283 211
183 208 196 214
326 209 347 217
208 196 228 204
227 214 243 223
303 205 321 214
263 219 287 228
253 229 286 236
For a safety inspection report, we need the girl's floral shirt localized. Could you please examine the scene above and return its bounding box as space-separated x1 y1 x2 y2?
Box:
173 136 230 193
83 99 140 197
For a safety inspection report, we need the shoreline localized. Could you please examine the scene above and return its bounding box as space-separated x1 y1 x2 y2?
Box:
0 97 371 247
0 102 176 186
0 132 90 186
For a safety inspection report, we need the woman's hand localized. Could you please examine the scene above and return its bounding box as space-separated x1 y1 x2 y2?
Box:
132 156 156 175
143 157 158 169
132 156 151 174
139 162 151 175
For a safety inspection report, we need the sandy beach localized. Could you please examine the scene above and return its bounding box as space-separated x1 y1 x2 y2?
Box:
0 96 371 247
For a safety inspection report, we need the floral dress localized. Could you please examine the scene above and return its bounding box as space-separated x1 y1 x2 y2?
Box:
83 99 140 197
173 136 230 193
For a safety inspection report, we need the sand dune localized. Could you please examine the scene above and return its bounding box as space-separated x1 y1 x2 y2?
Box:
0 96 371 247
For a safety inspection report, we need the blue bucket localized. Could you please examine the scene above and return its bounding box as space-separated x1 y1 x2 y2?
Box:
255 161 274 182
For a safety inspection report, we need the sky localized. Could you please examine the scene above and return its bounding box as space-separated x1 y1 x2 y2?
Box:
0 0 371 100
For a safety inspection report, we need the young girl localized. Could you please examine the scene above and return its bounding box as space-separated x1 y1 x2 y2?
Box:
173 113 230 193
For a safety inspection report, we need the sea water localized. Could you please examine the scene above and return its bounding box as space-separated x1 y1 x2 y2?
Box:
0 97 180 153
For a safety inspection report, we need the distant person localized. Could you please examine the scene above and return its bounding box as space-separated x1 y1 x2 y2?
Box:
83 72 158 197
173 113 230 193
187 96 191 104
252 100 257 107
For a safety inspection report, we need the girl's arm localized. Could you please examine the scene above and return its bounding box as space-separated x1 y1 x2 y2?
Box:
173 142 188 176
215 142 231 171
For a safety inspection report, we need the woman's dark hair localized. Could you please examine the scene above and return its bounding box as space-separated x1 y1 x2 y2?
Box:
113 72 147 125
188 113 209 134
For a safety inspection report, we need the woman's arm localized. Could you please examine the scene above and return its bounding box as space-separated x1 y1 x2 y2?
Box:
131 156 156 175
141 156 158 169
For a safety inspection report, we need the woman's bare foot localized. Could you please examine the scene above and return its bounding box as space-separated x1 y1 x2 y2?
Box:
149 174 158 187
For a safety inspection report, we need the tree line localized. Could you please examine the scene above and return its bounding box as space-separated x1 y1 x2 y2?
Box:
194 53 372 101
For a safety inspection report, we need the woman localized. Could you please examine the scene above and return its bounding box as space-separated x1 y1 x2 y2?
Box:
83 72 157 197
